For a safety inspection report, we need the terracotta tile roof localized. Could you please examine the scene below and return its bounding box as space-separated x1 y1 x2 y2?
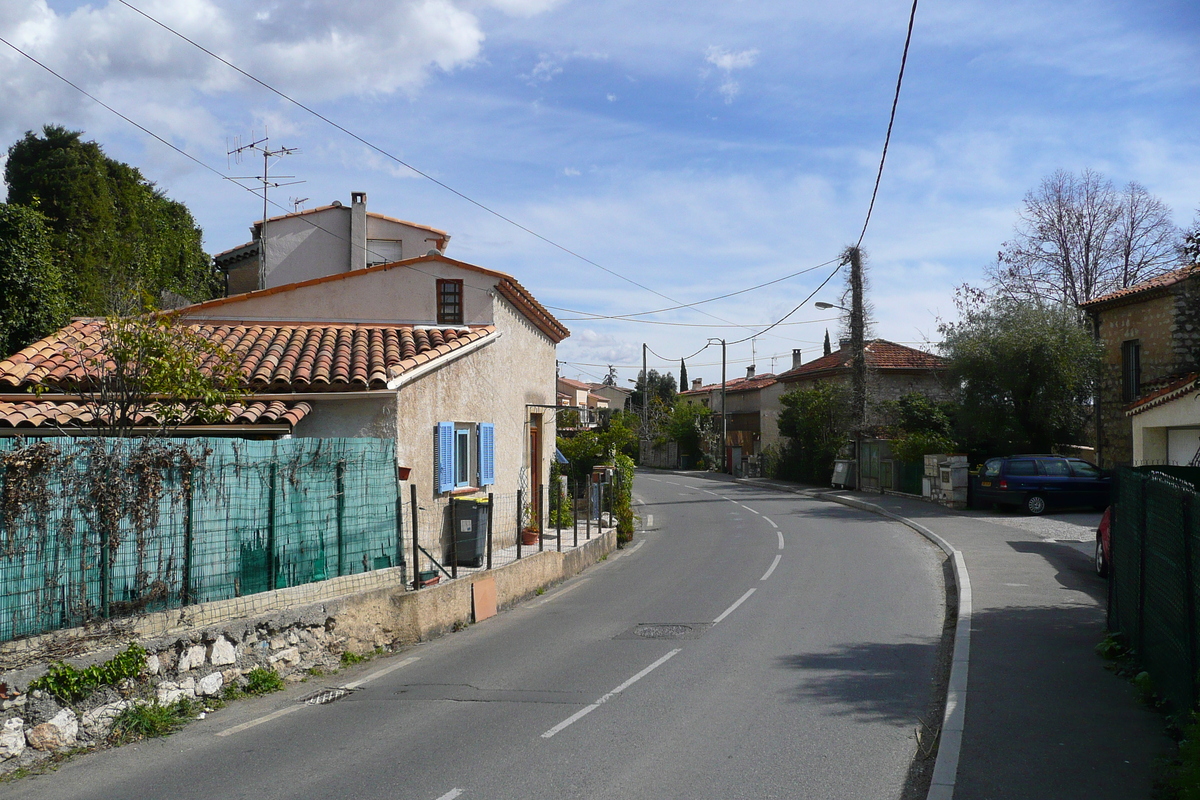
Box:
777 340 946 382
0 399 312 429
1126 373 1200 416
182 253 569 344
0 319 496 393
678 374 777 395
1079 265 1200 310
558 377 590 391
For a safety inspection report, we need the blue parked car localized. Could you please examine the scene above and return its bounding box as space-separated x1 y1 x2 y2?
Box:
974 455 1111 515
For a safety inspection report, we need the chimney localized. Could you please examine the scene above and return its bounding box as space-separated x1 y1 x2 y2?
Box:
746 365 756 379
839 338 851 350
792 349 803 370
350 192 367 271
692 378 703 391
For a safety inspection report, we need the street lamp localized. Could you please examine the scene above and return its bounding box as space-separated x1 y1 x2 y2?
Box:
814 301 848 311
706 338 727 473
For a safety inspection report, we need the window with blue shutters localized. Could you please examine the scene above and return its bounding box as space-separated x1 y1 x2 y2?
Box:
435 421 496 492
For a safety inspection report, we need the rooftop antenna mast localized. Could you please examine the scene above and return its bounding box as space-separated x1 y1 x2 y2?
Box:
227 129 302 289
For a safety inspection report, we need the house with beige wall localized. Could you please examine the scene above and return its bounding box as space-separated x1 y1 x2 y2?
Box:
1080 265 1200 468
0 253 568 562
214 192 451 295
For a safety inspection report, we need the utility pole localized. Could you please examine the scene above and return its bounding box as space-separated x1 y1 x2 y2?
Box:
847 246 866 490
227 132 301 290
721 339 727 473
641 343 648 437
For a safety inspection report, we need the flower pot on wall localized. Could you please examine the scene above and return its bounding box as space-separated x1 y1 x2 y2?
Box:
521 528 539 546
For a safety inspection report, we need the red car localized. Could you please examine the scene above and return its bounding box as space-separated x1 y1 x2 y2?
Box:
1095 506 1111 578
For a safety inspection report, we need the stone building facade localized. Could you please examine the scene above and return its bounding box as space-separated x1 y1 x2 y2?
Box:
1080 265 1200 468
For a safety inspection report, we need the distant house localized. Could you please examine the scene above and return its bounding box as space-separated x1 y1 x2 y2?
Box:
587 382 632 413
556 377 609 429
677 367 777 473
213 192 450 295
761 340 949 489
1080 265 1200 467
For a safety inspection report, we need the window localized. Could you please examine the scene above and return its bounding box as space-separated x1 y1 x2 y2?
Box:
1037 458 1070 477
1121 340 1141 403
1068 460 1101 478
437 279 463 325
982 459 1002 478
436 421 495 492
1006 459 1037 476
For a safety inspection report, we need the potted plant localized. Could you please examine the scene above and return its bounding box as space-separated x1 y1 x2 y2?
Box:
520 500 539 545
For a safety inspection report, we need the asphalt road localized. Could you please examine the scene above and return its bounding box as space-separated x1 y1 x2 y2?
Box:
10 473 945 800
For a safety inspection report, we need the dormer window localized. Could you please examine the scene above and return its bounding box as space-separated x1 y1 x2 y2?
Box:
438 279 463 325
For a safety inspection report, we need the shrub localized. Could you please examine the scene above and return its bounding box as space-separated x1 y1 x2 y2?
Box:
110 698 195 743
29 643 147 704
243 667 284 695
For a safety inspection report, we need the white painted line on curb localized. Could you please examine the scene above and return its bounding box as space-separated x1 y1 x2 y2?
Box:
764 517 778 529
215 705 300 737
761 554 781 581
646 514 654 527
435 789 464 800
776 531 785 550
343 656 420 690
713 588 756 625
542 649 682 739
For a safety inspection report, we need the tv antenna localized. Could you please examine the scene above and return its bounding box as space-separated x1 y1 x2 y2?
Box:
226 129 303 288
290 197 310 213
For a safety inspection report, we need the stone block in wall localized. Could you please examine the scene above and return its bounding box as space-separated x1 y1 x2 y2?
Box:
208 638 236 666
0 718 25 759
81 701 128 740
196 672 223 697
177 644 206 672
25 708 77 751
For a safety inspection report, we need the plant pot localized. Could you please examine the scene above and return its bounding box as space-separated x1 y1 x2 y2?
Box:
521 528 540 546
418 570 439 587
397 466 412 481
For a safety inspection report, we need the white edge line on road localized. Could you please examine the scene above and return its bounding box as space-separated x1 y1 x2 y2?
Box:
764 517 778 529
215 705 300 737
343 656 420 690
776 531 785 550
712 588 756 625
744 506 761 515
542 648 682 739
532 579 589 606
434 789 463 800
733 479 971 800
760 554 781 581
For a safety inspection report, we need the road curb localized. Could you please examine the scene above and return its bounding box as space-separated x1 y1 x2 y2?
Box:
736 479 970 800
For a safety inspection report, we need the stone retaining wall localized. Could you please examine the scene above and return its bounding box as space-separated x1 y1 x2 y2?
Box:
0 527 616 774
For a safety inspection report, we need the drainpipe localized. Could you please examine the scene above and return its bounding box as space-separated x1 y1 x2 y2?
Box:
350 192 367 271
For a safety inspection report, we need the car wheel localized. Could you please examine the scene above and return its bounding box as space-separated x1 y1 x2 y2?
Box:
1095 534 1109 578
1025 494 1047 515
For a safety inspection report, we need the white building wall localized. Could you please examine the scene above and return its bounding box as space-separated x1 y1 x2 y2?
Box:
1131 393 1200 464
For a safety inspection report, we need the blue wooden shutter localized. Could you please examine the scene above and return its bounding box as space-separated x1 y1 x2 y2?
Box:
436 422 455 493
478 423 495 486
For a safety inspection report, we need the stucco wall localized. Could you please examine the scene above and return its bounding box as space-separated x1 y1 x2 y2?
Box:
263 207 353 289
187 260 498 327
759 380 786 451
291 396 396 439
1131 393 1200 464
394 294 557 515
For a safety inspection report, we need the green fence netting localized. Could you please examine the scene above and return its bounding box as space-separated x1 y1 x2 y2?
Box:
1109 467 1200 711
0 437 401 643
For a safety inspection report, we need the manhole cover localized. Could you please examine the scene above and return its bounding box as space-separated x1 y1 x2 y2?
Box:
615 623 712 640
299 687 352 705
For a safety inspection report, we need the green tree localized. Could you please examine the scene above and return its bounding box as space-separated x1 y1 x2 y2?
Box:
0 203 68 355
678 359 688 391
876 392 957 463
630 369 676 411
939 298 1100 455
663 402 710 463
4 125 219 316
776 382 851 484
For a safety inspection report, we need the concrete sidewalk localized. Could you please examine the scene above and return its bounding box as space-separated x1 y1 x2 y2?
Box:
741 478 1169 800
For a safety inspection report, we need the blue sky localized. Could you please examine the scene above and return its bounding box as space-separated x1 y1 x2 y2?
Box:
2 0 1198 386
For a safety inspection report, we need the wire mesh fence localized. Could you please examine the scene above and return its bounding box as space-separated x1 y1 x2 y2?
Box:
407 477 615 586
1109 467 1200 711
0 437 401 643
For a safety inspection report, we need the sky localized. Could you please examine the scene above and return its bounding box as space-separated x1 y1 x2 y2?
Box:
1 0 1199 388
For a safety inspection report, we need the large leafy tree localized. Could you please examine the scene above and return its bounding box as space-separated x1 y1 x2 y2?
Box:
939 298 1100 455
0 204 68 356
4 125 219 318
776 382 851 484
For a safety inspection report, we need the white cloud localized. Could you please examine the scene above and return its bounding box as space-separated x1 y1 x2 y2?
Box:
703 45 759 103
562 167 580 176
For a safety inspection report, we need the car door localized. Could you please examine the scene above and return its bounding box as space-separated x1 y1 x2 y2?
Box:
1002 458 1040 502
1035 457 1072 507
1067 459 1110 509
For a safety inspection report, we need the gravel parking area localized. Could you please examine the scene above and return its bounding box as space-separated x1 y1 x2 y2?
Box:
960 507 1102 541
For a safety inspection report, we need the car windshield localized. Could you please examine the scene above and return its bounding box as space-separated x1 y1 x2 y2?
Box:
1068 460 1102 478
